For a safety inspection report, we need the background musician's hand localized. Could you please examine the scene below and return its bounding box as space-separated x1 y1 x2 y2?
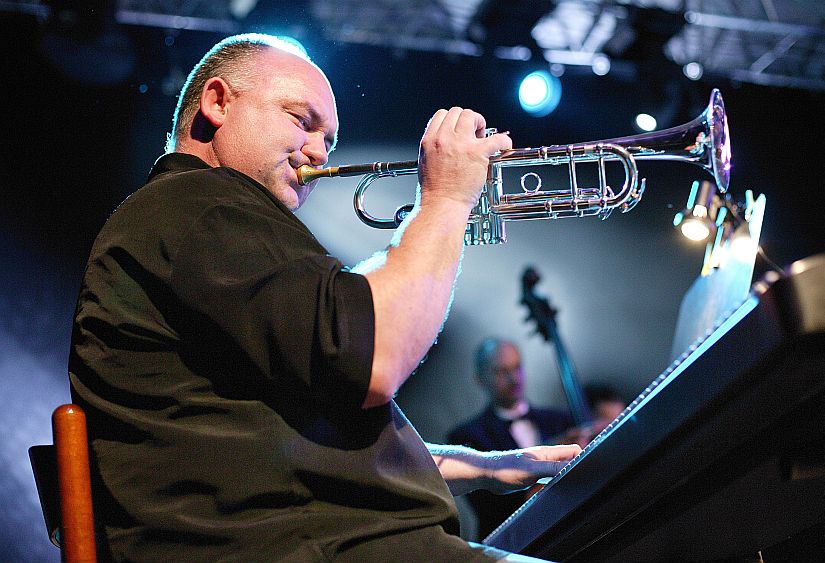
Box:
482 444 581 495
558 414 621 448
417 107 512 209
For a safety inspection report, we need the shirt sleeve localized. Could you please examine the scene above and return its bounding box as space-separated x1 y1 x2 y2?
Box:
169 199 375 410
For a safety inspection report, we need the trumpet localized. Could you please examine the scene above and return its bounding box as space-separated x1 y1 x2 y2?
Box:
298 89 731 245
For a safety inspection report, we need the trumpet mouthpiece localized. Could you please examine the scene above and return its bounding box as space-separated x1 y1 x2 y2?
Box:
297 165 337 185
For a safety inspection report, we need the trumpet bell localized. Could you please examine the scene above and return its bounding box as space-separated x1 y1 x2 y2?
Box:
594 88 730 192
708 89 732 192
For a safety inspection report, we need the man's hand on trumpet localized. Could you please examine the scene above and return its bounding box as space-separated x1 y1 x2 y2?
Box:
417 107 512 210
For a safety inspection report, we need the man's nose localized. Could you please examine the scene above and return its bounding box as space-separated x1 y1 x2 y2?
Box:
303 133 329 167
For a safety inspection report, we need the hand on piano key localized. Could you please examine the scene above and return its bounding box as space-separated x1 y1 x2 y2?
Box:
556 416 614 449
482 444 582 495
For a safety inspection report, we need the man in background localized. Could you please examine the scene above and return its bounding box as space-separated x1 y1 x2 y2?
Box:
449 338 574 539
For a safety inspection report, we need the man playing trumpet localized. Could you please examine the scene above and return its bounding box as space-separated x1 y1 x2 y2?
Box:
69 34 579 561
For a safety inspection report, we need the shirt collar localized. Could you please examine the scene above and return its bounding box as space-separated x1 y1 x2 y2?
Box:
145 152 321 244
147 152 212 181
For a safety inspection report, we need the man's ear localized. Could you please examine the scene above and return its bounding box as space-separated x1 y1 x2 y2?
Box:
199 77 232 128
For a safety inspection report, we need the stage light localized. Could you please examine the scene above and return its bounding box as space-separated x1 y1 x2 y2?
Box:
591 54 611 76
673 180 716 242
229 0 259 19
679 217 712 241
635 113 657 132
518 70 561 117
674 180 767 277
683 62 703 81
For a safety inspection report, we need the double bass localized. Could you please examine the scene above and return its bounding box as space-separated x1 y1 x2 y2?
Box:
521 267 602 446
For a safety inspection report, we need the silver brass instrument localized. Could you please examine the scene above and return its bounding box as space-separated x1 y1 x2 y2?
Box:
298 89 731 245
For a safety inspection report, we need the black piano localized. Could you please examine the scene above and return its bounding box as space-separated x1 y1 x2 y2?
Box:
485 254 825 562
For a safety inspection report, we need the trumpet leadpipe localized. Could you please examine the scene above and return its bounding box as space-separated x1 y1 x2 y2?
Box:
297 160 418 185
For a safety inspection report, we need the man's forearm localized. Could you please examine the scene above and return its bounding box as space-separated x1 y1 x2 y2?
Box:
356 198 471 408
354 107 512 410
427 443 492 496
428 442 582 497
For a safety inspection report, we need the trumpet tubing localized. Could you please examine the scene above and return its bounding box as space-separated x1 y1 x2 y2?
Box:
297 89 731 246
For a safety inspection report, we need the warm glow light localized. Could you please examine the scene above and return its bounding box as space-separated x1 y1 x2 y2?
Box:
680 218 711 241
730 232 757 260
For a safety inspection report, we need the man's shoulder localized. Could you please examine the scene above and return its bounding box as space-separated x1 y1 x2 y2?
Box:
88 164 296 269
138 163 265 206
108 163 290 238
527 405 574 434
143 153 258 193
530 405 568 418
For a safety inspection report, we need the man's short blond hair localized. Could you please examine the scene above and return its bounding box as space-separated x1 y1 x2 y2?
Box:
166 34 313 153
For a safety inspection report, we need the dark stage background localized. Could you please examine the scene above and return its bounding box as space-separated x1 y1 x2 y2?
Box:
2 7 823 559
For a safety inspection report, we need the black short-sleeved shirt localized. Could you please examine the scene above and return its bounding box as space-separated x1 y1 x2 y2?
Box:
68 153 463 561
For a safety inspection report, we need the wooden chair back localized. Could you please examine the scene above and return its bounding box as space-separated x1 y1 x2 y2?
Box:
29 404 97 562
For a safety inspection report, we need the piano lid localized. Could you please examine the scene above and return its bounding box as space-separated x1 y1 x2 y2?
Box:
485 253 825 561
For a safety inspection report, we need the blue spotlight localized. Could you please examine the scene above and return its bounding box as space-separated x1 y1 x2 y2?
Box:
518 70 561 117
